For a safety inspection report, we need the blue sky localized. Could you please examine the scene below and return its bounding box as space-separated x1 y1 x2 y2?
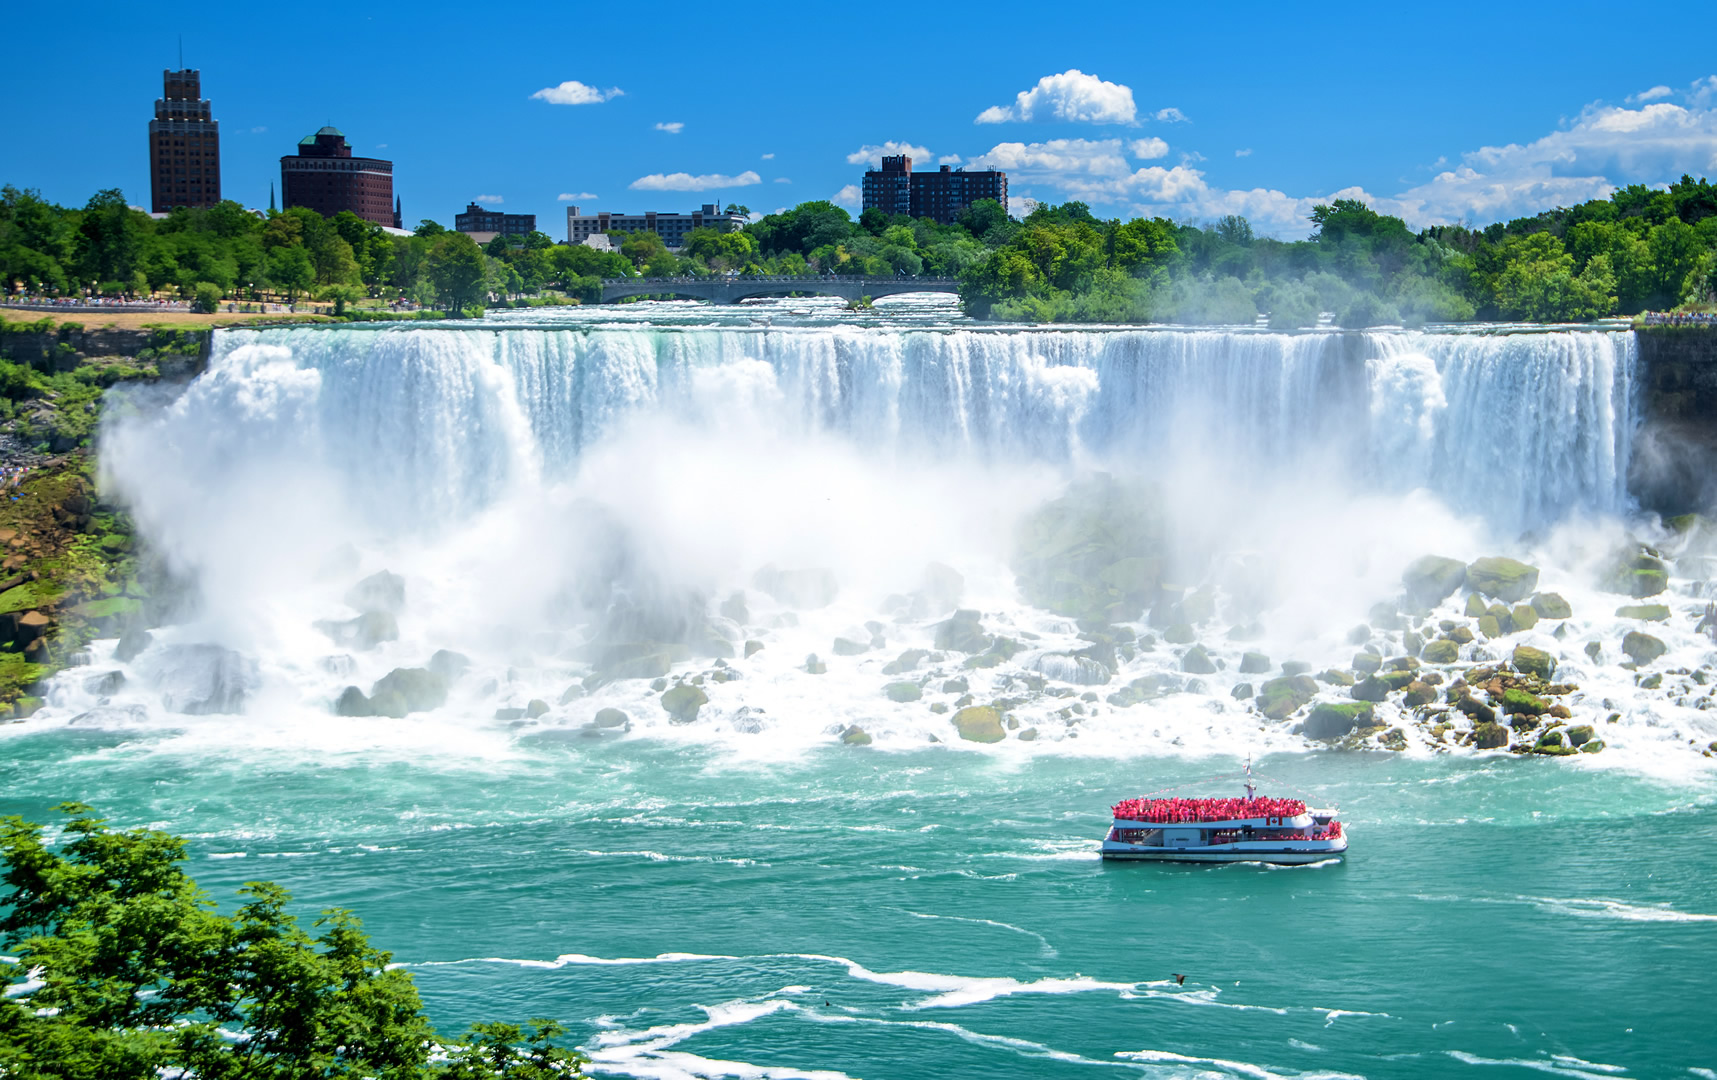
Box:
5 0 1717 238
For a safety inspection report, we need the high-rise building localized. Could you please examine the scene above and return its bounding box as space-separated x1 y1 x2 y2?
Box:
280 127 401 228
564 204 745 249
149 69 222 213
910 165 1008 226
861 155 912 218
860 157 1008 225
455 203 537 240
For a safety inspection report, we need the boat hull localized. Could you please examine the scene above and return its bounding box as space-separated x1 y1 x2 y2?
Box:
1101 837 1347 865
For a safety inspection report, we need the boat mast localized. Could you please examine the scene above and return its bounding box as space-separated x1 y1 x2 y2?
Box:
1244 755 1255 801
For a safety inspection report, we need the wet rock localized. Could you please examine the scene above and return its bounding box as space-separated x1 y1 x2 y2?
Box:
115 626 154 663
1510 605 1538 632
840 725 873 746
149 644 256 715
1580 739 1606 754
744 640 765 658
1180 588 1217 625
1380 727 1409 751
344 570 405 615
882 648 929 675
1464 594 1488 618
941 677 968 694
367 667 448 718
1473 721 1509 749
661 683 710 723
1017 727 1039 742
1034 653 1111 685
1512 645 1555 681
1239 651 1271 674
334 685 372 717
1353 651 1383 675
832 634 870 656
1602 549 1669 598
884 681 923 702
753 565 839 608
1531 593 1573 619
1487 604 1515 634
428 650 471 683
1107 675 1164 708
1403 555 1469 607
1281 661 1312 677
1304 702 1375 740
592 708 630 728
1163 622 1196 645
1256 675 1318 719
84 670 125 696
1615 604 1671 622
1403 681 1436 707
559 682 586 705
1477 614 1501 639
963 638 1019 669
1532 729 1578 755
933 609 991 653
526 699 549 719
1402 630 1424 656
1421 639 1459 664
1180 645 1217 674
1232 682 1254 700
1319 669 1356 687
952 705 1005 743
1386 655 1421 672
1351 676 1391 703
1501 688 1549 716
1454 694 1496 724
1466 557 1540 603
1584 640 1603 662
315 611 399 652
1622 631 1667 666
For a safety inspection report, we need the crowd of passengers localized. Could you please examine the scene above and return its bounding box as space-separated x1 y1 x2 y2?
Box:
1109 796 1308 823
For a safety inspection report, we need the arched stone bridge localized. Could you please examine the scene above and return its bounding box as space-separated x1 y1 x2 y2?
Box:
597 276 960 305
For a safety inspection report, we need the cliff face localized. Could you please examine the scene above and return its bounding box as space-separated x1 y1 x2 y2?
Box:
0 325 209 376
1632 327 1717 516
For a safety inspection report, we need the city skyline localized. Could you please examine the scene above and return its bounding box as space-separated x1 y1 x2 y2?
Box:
5 0 1717 237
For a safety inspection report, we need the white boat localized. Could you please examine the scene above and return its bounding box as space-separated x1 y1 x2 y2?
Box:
1100 764 1347 865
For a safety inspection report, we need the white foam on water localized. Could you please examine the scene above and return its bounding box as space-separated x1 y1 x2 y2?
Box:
1117 1048 1365 1080
585 998 858 1080
1517 896 1717 924
1445 1050 1635 1080
896 909 1058 957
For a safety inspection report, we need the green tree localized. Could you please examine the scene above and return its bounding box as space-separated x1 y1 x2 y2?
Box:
428 232 488 313
266 245 314 302
0 805 587 1080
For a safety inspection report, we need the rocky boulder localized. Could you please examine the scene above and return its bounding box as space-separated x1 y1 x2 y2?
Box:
1622 631 1667 665
1473 721 1509 749
1420 639 1459 664
1180 645 1217 674
1303 702 1374 740
1512 645 1555 680
1256 675 1317 719
367 667 448 718
1466 557 1539 603
952 705 1006 743
1403 555 1468 606
315 611 399 652
840 725 873 746
661 683 710 723
1238 652 1271 674
884 681 922 702
592 707 630 728
148 644 256 715
334 685 373 717
1615 604 1671 622
934 609 991 653
1602 548 1669 598
1531 593 1573 619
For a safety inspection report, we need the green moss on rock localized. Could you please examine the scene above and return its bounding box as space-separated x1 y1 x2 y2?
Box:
1512 645 1555 680
1615 604 1671 622
1403 555 1468 606
1420 639 1459 664
1466 557 1540 603
1303 701 1375 740
1256 675 1317 719
952 705 1006 743
1531 592 1573 619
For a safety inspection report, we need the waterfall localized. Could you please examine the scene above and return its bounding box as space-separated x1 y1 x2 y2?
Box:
170 324 1636 535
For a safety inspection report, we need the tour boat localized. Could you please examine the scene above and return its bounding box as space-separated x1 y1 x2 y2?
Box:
1101 765 1346 864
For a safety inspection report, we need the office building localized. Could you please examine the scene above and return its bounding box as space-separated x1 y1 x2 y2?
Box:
564 204 745 249
455 203 537 243
860 156 1008 225
149 69 222 213
280 127 401 228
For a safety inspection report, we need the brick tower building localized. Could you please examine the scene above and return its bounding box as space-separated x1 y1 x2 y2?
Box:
280 127 400 227
148 69 222 212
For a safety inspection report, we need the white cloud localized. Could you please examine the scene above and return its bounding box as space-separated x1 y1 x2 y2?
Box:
1129 137 1169 160
976 69 1137 125
1154 107 1189 123
1234 148 1253 158
1628 85 1674 104
968 138 1133 179
655 121 684 134
846 142 931 167
474 195 504 204
247 126 266 134
774 177 791 184
629 170 762 191
1181 151 1206 164
1690 75 1717 108
939 154 963 165
1010 196 1040 219
557 192 597 201
834 184 861 208
761 152 775 160
531 80 623 105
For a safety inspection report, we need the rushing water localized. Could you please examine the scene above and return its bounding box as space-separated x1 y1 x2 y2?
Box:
4 298 1714 1078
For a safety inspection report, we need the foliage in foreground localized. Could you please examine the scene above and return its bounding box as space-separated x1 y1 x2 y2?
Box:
0 804 585 1079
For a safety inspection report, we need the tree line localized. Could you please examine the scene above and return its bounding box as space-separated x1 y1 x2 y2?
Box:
5 177 1717 323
